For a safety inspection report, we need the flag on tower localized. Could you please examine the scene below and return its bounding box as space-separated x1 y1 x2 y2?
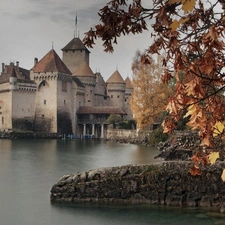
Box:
74 12 78 38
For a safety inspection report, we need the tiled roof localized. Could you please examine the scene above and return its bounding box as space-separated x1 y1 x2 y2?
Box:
61 37 90 52
19 67 30 79
31 49 72 74
73 62 95 77
72 77 85 88
77 106 127 115
0 64 32 84
125 77 133 89
106 70 125 83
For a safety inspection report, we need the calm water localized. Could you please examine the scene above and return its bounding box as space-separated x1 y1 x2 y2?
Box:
0 139 224 225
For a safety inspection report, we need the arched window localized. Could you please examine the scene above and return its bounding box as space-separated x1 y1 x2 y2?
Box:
38 80 49 91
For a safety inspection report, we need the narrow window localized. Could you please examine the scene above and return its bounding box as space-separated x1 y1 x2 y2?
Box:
64 100 66 105
44 100 46 105
2 117 4 124
62 81 67 92
111 95 113 98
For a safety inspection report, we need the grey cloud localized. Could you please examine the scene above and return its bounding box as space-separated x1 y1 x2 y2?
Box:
13 0 107 26
16 11 44 20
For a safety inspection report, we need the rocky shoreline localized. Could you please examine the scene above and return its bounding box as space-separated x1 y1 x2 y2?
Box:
0 131 62 139
155 131 201 161
50 162 225 211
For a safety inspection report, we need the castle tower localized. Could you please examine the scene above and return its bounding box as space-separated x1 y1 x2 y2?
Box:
73 62 96 107
9 67 17 90
0 62 36 132
62 37 90 74
30 49 73 134
106 70 126 109
124 77 133 120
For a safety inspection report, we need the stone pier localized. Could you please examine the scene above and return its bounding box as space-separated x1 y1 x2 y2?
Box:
50 161 225 209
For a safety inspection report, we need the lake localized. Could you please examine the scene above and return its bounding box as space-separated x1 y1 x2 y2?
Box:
0 139 223 225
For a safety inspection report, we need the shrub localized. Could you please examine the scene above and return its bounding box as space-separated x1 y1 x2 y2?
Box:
149 127 168 145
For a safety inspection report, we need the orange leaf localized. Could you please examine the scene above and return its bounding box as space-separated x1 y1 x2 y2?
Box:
221 169 225 182
170 20 180 32
179 17 189 24
181 0 196 13
213 121 224 137
184 104 196 118
190 165 202 176
208 152 219 164
200 136 211 147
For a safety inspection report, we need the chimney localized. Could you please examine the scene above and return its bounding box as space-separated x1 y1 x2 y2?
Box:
34 58 38 66
2 63 5 73
16 61 19 67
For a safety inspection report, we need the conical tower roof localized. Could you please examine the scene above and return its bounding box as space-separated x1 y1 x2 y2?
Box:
62 37 90 53
125 77 133 89
31 49 72 74
106 70 125 84
73 62 95 77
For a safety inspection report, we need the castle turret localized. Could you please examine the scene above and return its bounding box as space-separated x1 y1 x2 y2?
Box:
62 37 90 74
124 77 133 120
9 67 17 90
106 70 126 109
73 62 96 106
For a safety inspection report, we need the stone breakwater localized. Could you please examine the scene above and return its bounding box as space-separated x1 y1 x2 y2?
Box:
50 162 225 209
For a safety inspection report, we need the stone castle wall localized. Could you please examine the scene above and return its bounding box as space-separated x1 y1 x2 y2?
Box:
106 129 150 145
50 162 225 209
0 90 12 131
62 51 89 74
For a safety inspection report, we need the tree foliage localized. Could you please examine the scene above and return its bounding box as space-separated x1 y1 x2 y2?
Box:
131 51 173 129
107 114 122 128
83 0 225 180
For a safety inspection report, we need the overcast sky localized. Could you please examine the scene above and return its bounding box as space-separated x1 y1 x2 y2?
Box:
0 0 153 80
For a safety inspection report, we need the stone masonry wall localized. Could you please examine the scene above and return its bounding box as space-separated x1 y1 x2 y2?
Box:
106 129 150 145
50 162 225 209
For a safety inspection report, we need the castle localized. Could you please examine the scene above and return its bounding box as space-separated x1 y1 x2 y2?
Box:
0 37 133 138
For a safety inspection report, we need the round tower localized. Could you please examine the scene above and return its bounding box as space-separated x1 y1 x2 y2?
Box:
73 62 96 107
106 70 126 109
9 67 17 90
124 77 133 120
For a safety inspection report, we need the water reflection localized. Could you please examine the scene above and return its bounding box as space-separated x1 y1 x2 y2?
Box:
0 139 222 225
51 202 224 225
